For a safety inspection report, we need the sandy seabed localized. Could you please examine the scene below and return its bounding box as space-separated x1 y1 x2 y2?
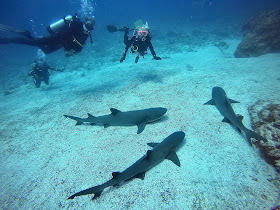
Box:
0 37 280 209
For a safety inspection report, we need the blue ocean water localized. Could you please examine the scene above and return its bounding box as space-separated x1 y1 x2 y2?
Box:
0 0 280 209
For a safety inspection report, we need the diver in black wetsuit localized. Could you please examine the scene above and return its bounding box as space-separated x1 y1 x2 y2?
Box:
120 23 161 63
0 15 95 56
28 58 63 88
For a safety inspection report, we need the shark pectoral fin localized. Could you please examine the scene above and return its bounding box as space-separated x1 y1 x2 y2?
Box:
147 143 159 148
167 151 181 167
92 192 102 200
75 122 83 125
90 123 96 126
222 118 231 124
204 99 216 105
137 121 147 134
104 124 110 128
110 108 121 115
135 172 146 180
229 99 240 104
112 172 121 179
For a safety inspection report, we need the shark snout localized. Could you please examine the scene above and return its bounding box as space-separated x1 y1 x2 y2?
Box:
152 107 167 120
159 107 167 115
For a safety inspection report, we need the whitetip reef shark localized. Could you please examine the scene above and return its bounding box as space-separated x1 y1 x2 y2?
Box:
64 107 167 134
67 131 185 200
204 86 267 145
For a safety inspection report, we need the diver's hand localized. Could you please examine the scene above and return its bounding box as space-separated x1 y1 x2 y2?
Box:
154 56 161 60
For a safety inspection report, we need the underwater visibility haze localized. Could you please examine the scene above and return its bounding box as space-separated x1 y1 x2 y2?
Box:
0 0 280 209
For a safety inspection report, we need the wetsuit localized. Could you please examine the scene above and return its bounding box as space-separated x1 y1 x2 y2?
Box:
28 62 52 88
0 16 90 55
121 29 161 63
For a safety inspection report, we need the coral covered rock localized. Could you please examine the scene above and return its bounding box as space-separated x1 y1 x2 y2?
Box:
248 101 280 171
234 9 280 58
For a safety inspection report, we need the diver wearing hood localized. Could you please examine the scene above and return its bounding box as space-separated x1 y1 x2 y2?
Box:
28 58 64 88
120 23 161 63
0 14 95 56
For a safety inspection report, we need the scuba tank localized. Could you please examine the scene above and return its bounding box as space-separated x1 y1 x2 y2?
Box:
47 15 73 34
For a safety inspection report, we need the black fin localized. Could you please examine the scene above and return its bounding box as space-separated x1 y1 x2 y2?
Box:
229 99 240 103
90 123 96 126
112 172 121 179
75 121 83 125
204 99 215 105
135 172 146 180
222 117 231 123
106 25 119 32
166 151 181 167
110 108 121 115
144 150 153 161
92 192 102 200
137 121 146 134
147 143 159 148
237 115 244 122
67 194 75 199
87 113 95 118
104 124 110 128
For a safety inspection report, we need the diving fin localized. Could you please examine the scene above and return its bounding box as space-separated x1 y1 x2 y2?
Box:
106 25 119 32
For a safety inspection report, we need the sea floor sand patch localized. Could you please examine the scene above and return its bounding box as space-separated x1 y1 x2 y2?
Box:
0 40 280 209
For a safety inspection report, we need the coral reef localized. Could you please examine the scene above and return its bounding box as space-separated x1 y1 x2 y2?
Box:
234 9 280 58
248 101 280 171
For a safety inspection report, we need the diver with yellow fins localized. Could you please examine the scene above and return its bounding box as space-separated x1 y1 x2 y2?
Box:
107 20 161 63
0 14 95 56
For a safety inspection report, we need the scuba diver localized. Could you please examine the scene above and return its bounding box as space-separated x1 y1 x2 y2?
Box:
107 22 161 63
0 14 95 56
28 58 64 88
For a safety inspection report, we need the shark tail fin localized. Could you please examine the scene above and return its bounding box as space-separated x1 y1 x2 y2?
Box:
64 115 84 125
245 129 268 145
68 185 104 200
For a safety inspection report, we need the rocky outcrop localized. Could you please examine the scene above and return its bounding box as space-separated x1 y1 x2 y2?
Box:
248 101 280 171
234 9 280 58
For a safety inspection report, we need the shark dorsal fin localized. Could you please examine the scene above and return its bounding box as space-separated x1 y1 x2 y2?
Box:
229 99 240 104
110 108 121 115
166 151 181 167
87 113 95 118
135 172 146 180
137 121 147 134
237 114 244 122
112 172 121 179
147 143 159 148
204 99 216 105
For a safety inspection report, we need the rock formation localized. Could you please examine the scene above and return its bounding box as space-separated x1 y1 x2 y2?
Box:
248 101 280 171
234 9 280 58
